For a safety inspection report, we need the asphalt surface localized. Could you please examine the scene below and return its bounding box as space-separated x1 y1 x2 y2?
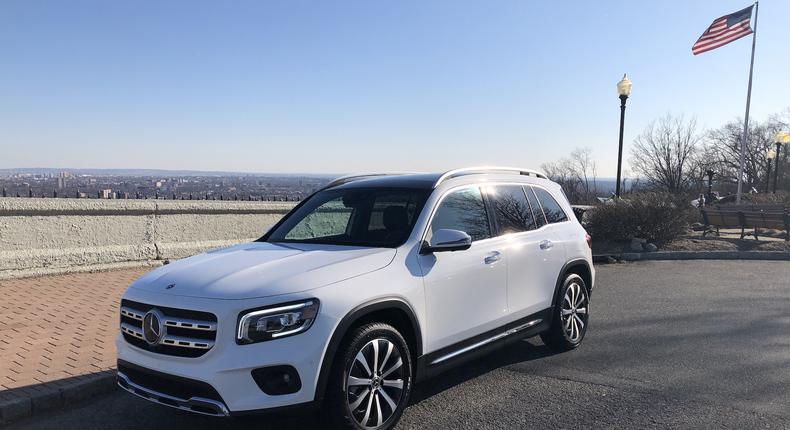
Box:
8 260 790 429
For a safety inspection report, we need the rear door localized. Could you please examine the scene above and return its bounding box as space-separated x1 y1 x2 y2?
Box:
485 184 560 319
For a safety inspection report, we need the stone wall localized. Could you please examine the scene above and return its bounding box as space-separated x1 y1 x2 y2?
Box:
0 198 296 279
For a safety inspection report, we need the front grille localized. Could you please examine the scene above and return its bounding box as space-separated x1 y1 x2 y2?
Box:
120 299 218 358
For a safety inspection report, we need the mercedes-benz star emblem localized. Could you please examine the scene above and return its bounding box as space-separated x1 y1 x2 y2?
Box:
142 309 166 345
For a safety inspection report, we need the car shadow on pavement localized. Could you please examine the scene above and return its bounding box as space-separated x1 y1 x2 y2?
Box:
409 338 557 404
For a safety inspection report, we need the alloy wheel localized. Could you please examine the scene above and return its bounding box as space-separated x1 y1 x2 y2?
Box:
561 281 588 342
346 338 405 428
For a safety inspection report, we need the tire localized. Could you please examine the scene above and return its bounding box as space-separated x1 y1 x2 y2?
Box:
540 274 590 351
325 323 414 430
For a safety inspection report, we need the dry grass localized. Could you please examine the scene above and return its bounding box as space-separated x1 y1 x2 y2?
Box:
663 238 739 252
755 241 790 251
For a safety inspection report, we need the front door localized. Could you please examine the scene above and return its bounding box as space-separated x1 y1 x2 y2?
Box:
418 186 509 353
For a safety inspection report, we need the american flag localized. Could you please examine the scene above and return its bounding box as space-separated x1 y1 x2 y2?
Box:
692 5 754 55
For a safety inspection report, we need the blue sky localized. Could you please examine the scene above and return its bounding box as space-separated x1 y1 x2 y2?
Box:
2 0 788 176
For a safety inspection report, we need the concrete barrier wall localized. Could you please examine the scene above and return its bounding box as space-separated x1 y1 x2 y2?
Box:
0 198 296 279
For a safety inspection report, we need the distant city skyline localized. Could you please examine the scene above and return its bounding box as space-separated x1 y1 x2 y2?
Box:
2 1 789 176
0 167 338 177
0 169 628 201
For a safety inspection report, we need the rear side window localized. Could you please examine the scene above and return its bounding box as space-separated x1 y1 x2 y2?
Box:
532 187 568 224
430 187 491 242
524 186 547 228
486 185 537 234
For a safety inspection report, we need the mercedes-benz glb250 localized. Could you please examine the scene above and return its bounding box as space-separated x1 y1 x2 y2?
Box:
117 167 595 429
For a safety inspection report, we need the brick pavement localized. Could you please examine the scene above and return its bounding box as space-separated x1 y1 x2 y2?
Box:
0 268 151 424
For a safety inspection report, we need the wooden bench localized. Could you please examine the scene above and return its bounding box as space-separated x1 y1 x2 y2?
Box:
701 208 789 241
713 204 788 212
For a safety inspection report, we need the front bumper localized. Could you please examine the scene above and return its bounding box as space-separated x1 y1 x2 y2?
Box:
117 361 230 417
115 287 336 414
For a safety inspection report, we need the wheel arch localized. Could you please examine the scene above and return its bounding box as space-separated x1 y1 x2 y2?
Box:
551 259 593 310
313 297 423 405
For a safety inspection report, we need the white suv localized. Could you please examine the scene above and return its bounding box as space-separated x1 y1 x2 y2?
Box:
116 167 594 429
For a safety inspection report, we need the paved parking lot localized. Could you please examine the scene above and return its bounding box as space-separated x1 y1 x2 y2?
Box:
8 260 790 429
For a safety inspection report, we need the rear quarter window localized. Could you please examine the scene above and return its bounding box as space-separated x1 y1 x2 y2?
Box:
532 186 568 224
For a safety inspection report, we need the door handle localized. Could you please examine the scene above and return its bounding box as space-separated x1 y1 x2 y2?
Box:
539 240 553 250
484 251 501 264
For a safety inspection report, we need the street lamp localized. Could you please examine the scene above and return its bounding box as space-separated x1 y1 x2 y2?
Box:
616 74 632 198
774 132 790 193
766 146 776 193
705 169 715 201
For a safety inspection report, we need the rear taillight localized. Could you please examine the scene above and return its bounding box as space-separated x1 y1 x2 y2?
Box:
585 233 592 249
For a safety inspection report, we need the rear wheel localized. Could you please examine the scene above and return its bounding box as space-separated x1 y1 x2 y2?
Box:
325 323 413 430
541 274 589 351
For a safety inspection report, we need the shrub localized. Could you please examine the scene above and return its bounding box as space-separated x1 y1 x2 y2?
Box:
586 192 696 243
738 191 790 205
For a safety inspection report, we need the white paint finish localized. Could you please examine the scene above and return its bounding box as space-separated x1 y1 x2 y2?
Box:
130 242 397 299
118 246 425 412
499 227 562 318
417 239 509 352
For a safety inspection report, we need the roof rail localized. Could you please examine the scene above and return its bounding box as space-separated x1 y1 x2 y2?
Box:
321 172 418 190
434 166 547 188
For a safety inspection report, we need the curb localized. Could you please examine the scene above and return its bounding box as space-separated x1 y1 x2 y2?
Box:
0 371 116 426
619 251 790 261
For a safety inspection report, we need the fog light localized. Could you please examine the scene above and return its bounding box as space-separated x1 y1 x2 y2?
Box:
251 365 302 395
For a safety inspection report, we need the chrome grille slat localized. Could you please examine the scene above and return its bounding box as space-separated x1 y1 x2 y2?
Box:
120 307 144 321
160 334 214 350
163 317 217 331
121 323 144 339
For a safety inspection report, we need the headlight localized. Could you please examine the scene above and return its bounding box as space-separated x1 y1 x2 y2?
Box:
236 299 320 344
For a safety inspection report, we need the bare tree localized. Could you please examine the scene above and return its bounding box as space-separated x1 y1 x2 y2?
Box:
629 114 703 192
541 158 578 199
541 147 599 204
569 147 598 200
704 117 784 192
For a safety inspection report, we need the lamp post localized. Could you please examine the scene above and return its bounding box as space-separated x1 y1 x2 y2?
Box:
774 132 790 193
615 74 632 198
766 146 775 193
705 169 715 201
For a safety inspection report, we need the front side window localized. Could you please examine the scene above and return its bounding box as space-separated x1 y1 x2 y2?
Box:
532 187 568 224
283 197 352 240
429 187 491 242
266 188 429 247
485 185 537 234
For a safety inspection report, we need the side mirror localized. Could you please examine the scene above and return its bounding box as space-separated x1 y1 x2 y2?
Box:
420 229 472 254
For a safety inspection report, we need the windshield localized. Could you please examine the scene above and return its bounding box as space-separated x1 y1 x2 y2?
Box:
264 187 430 248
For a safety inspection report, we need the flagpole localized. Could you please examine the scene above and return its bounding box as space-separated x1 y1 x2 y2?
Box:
736 1 759 204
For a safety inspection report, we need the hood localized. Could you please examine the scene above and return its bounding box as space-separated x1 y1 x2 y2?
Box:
129 242 396 299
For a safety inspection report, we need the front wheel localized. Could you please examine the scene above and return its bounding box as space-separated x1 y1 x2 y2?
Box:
325 323 413 430
540 274 590 351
